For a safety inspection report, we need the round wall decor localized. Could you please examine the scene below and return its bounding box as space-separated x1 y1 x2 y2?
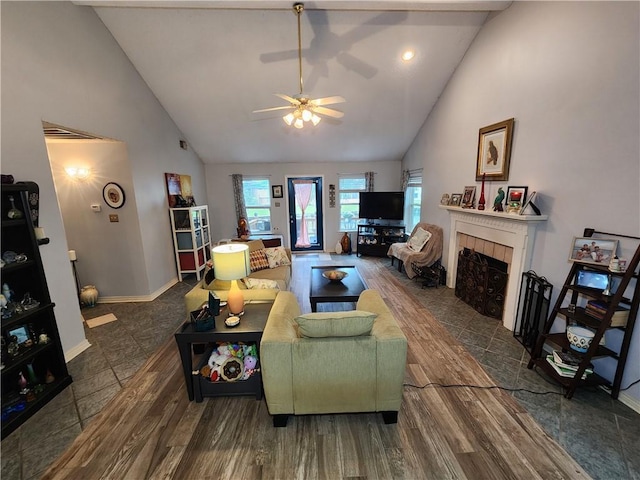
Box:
103 182 125 209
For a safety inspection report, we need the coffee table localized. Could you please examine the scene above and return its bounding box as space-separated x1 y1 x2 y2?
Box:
309 265 368 312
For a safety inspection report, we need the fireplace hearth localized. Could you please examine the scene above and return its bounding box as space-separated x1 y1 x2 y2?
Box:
455 248 508 319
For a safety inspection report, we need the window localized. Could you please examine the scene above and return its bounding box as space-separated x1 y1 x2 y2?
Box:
242 177 272 234
338 175 366 231
404 173 422 232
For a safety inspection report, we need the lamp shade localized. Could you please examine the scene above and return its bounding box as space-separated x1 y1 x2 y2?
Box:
211 244 250 280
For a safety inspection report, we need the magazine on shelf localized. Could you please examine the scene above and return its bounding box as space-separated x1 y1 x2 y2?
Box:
552 351 593 372
546 355 591 379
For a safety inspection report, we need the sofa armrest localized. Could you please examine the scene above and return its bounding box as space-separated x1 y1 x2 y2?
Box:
357 289 408 411
260 291 301 415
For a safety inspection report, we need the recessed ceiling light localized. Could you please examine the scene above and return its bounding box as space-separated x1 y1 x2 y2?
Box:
402 50 415 62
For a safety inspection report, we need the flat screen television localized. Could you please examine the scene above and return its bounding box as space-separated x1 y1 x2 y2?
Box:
359 192 405 221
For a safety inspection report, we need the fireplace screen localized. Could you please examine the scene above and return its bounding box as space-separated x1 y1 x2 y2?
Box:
455 248 508 319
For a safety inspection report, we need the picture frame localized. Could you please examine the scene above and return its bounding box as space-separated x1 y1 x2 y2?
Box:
8 325 30 344
440 193 451 205
450 193 463 206
505 186 528 208
462 186 476 208
476 118 515 181
519 191 541 215
103 182 125 209
569 237 618 266
272 185 283 199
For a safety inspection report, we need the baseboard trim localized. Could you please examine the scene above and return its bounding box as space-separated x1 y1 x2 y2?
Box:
64 339 92 363
96 278 179 303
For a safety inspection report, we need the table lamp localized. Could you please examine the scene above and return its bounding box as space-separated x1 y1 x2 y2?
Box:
211 243 250 316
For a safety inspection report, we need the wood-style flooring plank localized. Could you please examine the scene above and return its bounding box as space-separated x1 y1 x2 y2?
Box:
42 255 591 480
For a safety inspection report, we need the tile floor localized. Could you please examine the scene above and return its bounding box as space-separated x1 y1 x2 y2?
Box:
1 257 639 480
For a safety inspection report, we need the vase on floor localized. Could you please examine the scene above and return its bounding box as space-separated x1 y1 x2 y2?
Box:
80 285 99 307
340 232 352 254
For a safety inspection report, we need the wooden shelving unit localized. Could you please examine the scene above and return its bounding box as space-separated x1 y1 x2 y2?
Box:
356 222 405 257
169 205 211 281
527 237 639 399
1 183 72 439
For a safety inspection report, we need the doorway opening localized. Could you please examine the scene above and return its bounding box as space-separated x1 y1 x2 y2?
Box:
287 177 324 252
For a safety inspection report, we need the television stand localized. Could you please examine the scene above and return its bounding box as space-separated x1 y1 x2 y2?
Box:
356 222 406 257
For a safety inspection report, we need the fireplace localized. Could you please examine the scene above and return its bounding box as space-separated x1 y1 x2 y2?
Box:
440 206 548 330
456 248 508 319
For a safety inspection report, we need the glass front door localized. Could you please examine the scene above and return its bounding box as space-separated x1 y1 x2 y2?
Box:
287 177 323 252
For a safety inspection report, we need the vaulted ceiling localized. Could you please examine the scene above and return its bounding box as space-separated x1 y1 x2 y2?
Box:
78 1 511 164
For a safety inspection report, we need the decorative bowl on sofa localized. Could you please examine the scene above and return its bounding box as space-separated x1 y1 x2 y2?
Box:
566 325 595 353
322 270 348 282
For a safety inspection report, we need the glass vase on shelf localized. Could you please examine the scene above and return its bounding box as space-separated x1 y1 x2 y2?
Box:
7 196 24 219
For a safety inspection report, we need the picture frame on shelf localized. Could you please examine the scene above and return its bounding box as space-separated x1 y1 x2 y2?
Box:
505 186 528 213
102 182 126 209
462 186 476 208
569 237 618 266
476 118 515 181
440 193 451 205
7 325 30 344
272 185 283 199
450 193 463 206
519 191 541 215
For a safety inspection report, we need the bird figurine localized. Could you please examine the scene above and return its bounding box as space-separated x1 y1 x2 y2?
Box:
493 188 505 212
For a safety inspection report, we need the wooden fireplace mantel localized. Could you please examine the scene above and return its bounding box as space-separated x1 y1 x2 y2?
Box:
438 205 548 222
440 205 548 330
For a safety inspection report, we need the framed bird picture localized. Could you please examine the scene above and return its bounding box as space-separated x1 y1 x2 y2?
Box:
476 118 514 181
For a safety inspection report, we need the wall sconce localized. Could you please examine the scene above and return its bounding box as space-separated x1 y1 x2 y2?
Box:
65 167 91 180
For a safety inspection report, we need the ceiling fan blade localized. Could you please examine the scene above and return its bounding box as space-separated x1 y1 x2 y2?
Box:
313 106 344 119
259 49 299 63
310 96 346 107
252 105 295 113
336 52 378 79
274 93 301 105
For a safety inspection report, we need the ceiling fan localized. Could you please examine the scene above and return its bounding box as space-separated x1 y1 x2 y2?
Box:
253 3 345 128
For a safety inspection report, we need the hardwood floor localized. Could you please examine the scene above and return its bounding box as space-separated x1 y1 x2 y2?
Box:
42 255 590 479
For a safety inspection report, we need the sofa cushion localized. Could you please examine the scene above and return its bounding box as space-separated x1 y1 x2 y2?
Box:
407 227 432 252
243 278 280 290
249 249 270 272
264 246 292 269
247 239 266 252
294 311 377 338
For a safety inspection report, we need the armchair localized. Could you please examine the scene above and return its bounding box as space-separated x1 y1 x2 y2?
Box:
387 222 443 279
260 290 407 427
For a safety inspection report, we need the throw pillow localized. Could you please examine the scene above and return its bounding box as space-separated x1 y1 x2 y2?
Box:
294 311 377 338
407 227 432 252
249 249 270 272
264 246 291 269
243 278 280 290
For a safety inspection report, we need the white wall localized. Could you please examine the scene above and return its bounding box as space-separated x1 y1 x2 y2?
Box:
205 161 401 249
47 140 148 299
404 2 640 404
1 2 206 356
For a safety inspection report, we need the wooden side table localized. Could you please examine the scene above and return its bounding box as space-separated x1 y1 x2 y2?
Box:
174 303 272 402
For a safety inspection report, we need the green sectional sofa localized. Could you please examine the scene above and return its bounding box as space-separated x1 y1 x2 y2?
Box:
260 289 408 427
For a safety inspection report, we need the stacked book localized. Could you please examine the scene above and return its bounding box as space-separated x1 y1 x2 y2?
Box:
584 300 629 327
546 350 593 379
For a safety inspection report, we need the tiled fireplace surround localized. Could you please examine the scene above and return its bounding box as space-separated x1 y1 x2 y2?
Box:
441 206 548 330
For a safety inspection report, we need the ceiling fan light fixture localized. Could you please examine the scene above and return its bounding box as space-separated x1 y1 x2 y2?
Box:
283 113 295 125
301 108 312 122
311 114 321 126
294 118 304 129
